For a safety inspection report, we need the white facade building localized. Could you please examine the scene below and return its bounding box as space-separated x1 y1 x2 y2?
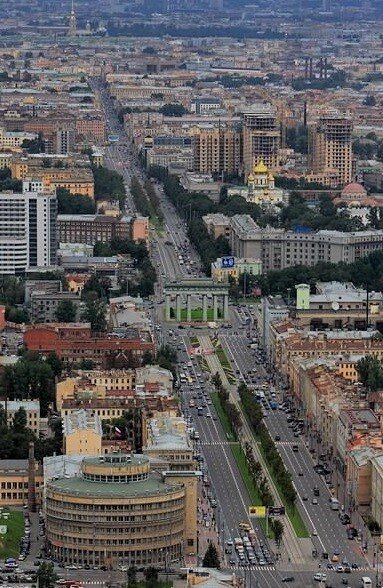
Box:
0 188 57 274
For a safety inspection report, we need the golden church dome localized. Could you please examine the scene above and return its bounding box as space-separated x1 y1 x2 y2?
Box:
253 159 268 174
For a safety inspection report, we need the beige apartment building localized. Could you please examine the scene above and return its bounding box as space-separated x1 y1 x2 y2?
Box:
308 113 353 187
0 459 43 507
63 409 103 456
0 400 40 435
242 104 280 176
45 453 195 567
229 215 383 272
191 125 241 175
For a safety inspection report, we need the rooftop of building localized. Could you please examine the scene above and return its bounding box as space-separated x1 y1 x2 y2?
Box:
145 416 190 450
313 281 383 302
63 409 102 437
57 214 126 223
349 445 377 467
339 408 380 428
47 455 182 498
0 459 29 472
202 213 230 224
0 399 40 411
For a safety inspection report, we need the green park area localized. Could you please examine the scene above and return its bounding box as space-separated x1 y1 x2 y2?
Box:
170 308 222 321
0 509 24 558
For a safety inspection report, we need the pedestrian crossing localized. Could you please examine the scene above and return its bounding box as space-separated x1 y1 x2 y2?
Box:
274 441 301 446
228 565 275 571
200 441 236 446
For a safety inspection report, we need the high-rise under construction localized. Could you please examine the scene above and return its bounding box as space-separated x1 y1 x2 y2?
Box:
308 113 353 187
242 104 281 176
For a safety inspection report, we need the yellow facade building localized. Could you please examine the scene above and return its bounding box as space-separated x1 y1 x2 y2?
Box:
45 453 195 567
63 409 103 456
0 459 43 507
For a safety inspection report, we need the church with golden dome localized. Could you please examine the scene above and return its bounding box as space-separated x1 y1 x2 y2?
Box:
228 159 287 210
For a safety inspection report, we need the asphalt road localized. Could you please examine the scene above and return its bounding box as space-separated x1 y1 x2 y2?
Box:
90 78 376 588
219 325 370 570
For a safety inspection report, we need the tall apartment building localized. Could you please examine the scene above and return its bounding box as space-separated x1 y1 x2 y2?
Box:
56 128 74 155
0 188 57 274
242 104 280 176
191 125 241 175
308 113 353 187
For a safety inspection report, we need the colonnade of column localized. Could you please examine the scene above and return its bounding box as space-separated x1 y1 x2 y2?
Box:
164 292 229 322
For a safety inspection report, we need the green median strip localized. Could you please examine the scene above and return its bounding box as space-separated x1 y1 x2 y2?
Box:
210 392 272 538
254 431 309 538
211 391 236 441
230 443 271 538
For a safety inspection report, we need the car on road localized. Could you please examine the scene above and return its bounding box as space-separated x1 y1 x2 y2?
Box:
281 577 295 583
313 573 326 582
312 498 318 505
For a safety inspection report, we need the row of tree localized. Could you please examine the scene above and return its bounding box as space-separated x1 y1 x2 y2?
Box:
280 192 364 232
0 167 22 192
238 384 296 506
93 165 126 206
356 355 383 392
211 372 242 436
131 176 153 217
144 179 164 223
244 441 274 507
256 249 383 297
57 187 96 214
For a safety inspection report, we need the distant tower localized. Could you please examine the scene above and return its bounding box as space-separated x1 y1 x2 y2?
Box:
68 0 77 36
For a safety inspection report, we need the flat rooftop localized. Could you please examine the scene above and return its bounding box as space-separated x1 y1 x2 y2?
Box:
47 472 180 498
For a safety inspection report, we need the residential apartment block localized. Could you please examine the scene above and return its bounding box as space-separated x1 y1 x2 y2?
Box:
57 214 131 245
228 215 383 272
0 189 57 274
242 104 280 175
308 113 353 187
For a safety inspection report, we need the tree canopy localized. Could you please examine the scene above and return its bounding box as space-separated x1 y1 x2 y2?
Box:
57 188 96 214
356 356 383 391
202 543 220 568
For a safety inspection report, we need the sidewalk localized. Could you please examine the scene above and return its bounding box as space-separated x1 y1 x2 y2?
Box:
197 479 222 566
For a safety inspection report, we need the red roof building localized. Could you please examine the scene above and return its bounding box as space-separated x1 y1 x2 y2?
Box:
24 323 154 368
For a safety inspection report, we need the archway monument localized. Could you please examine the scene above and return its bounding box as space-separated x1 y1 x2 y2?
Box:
163 278 229 322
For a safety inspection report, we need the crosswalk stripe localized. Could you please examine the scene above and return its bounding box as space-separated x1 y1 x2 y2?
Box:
200 441 231 446
275 441 301 446
229 565 275 571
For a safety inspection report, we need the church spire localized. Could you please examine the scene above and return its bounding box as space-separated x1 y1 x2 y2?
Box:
68 0 77 36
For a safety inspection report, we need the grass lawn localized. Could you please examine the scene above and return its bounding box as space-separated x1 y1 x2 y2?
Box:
215 345 232 370
0 510 24 558
230 444 271 538
173 308 221 321
215 345 236 383
211 392 236 441
254 433 309 538
150 216 164 236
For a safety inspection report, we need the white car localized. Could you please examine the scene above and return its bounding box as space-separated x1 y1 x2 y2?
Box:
313 573 326 582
